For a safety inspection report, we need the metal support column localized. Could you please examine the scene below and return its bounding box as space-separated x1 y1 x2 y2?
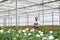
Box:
26 13 29 26
3 17 6 26
59 7 60 26
52 2 54 25
42 0 44 25
11 16 12 26
7 1 9 26
52 11 54 25
38 13 40 20
16 0 17 27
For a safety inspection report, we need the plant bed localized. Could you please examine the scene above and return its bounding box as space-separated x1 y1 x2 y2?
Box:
0 26 60 40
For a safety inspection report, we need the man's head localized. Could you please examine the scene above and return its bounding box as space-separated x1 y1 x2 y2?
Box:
35 16 38 21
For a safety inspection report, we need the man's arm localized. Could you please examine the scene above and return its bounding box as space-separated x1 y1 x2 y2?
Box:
32 24 40 26
32 24 37 26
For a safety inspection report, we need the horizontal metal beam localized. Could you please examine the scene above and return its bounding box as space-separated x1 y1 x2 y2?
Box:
0 0 8 3
24 0 37 4
0 4 15 8
0 5 60 18
0 7 60 18
17 0 60 9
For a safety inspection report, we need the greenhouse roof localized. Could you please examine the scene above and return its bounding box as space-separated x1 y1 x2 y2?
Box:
0 0 60 17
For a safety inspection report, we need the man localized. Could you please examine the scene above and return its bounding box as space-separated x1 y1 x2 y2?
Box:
32 16 40 29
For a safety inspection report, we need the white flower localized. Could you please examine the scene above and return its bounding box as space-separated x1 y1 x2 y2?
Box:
42 37 47 40
0 29 3 33
38 31 44 36
55 39 58 40
39 31 43 36
13 37 17 40
28 33 31 36
38 31 42 33
16 34 19 37
26 28 29 31
7 29 11 33
30 29 35 32
48 35 54 39
22 30 26 32
49 30 53 33
18 30 21 33
40 33 43 36
36 34 40 37
7 30 10 33
40 32 43 34
24 33 27 35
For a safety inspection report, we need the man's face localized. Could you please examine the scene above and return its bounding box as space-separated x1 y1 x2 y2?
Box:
35 17 38 21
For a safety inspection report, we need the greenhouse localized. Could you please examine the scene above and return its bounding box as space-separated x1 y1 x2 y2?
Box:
0 0 60 40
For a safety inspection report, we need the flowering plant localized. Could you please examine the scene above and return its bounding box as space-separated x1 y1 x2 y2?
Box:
0 27 60 40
